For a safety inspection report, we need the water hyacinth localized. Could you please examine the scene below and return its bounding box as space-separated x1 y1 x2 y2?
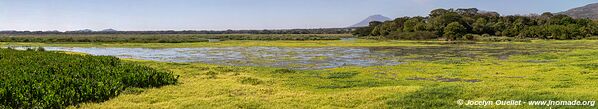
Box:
0 49 178 108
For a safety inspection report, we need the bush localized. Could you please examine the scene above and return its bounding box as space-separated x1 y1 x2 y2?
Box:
36 47 45 51
387 31 439 40
475 36 531 42
481 34 491 37
0 49 178 108
584 36 598 40
461 34 475 40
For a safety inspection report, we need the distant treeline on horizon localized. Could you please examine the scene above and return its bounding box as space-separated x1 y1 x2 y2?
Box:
0 28 354 35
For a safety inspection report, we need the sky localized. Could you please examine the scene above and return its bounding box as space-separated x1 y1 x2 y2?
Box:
0 0 597 31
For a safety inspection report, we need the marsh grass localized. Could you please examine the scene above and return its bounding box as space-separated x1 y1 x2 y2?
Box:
8 40 594 108
238 77 264 85
323 72 359 79
271 69 297 74
71 48 598 108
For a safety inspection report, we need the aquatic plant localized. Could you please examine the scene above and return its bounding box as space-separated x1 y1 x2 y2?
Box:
0 49 178 108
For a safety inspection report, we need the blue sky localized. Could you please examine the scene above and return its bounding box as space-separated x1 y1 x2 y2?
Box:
0 0 596 31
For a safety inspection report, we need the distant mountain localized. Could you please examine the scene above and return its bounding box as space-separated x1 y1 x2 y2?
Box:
559 3 598 19
349 15 391 27
101 29 118 32
74 29 94 32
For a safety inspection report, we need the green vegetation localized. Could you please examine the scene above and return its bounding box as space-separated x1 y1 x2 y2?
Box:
4 40 598 108
0 49 178 108
70 46 598 108
0 40 575 108
353 8 598 40
0 34 353 43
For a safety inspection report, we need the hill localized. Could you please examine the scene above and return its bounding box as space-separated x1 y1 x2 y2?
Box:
350 15 391 27
559 3 598 19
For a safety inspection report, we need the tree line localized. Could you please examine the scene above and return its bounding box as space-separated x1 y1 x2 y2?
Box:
0 28 353 35
0 34 353 43
352 8 598 40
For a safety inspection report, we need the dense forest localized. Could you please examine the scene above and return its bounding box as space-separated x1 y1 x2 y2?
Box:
352 8 598 40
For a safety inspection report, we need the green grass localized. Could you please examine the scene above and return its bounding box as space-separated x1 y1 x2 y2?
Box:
4 40 598 108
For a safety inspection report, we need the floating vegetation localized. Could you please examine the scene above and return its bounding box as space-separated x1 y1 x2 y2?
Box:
0 49 178 108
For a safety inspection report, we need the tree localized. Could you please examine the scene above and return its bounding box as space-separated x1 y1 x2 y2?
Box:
351 27 373 36
377 21 399 36
351 8 596 40
403 18 421 32
414 21 427 31
472 18 489 34
369 21 384 27
541 12 553 18
430 9 450 18
456 8 479 17
368 21 384 36
492 21 507 36
444 22 466 40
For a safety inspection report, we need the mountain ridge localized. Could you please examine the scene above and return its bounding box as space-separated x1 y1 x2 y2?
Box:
349 15 391 27
559 3 598 19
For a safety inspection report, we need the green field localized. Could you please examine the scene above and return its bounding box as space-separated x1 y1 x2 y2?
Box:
2 39 598 108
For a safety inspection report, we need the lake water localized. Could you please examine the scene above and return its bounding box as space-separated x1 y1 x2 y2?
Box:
8 42 564 69
37 47 402 69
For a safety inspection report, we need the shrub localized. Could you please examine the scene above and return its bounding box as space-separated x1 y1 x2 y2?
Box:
584 36 598 40
387 31 439 40
36 47 45 51
475 36 531 42
481 34 491 37
461 34 476 40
